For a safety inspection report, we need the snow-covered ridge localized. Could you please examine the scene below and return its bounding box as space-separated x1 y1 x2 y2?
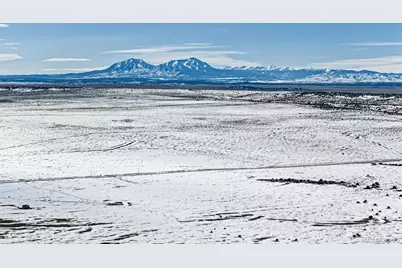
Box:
72 58 402 82
2 57 402 83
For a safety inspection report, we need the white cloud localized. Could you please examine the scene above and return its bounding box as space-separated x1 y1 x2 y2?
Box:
344 42 402 46
186 50 246 55
43 66 107 73
3 42 21 46
310 55 402 73
43 58 91 62
104 43 259 67
183 43 213 46
0 24 8 28
0 53 22 62
103 44 220 54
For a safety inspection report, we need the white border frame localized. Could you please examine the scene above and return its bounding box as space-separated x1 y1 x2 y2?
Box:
1 0 402 22
1 1 402 267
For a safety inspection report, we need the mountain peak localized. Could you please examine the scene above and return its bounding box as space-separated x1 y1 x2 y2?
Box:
186 57 201 61
170 57 208 65
161 57 215 73
110 58 151 67
126 58 144 61
114 58 148 65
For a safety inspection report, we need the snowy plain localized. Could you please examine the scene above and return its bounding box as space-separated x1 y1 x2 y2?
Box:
1 88 402 243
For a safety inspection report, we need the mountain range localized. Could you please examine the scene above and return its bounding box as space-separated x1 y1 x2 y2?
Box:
2 57 402 84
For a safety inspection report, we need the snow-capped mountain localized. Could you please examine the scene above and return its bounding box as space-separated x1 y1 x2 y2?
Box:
105 58 156 74
86 58 168 78
2 57 402 83
160 58 215 73
84 57 224 79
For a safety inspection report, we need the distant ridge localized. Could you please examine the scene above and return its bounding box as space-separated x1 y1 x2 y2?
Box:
2 57 402 84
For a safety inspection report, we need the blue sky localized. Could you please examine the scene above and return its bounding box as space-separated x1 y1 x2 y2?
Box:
1 23 402 74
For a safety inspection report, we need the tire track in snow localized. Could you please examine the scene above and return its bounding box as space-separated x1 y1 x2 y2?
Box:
1 157 402 185
0 133 95 151
70 140 136 153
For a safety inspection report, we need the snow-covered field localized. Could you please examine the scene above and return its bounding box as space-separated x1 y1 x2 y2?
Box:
1 88 402 243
